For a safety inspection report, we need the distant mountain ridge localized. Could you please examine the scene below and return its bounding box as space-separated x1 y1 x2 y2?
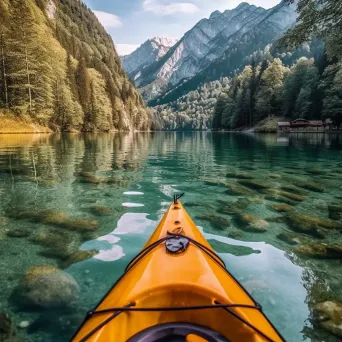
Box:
121 1 297 105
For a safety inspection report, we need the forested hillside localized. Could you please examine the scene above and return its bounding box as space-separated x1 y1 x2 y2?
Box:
151 79 229 130
0 0 150 132
212 56 324 129
212 0 342 130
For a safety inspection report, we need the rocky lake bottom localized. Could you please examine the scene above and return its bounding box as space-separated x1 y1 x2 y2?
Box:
0 132 341 342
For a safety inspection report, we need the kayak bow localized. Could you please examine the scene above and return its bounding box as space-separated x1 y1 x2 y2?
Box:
72 200 285 342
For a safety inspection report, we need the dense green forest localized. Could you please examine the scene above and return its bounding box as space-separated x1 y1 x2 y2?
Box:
213 0 342 130
0 0 150 131
151 78 229 130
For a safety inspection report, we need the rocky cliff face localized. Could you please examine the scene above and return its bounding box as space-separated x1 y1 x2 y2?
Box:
121 37 178 82
122 1 297 104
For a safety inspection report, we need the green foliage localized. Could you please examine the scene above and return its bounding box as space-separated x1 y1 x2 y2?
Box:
151 79 229 130
212 56 329 130
280 0 342 62
279 0 342 127
0 0 150 131
320 63 342 126
52 79 83 131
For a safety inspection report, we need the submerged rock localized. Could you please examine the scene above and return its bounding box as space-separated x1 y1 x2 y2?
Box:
64 218 100 232
8 208 70 227
266 216 286 223
0 312 15 340
197 215 231 230
6 228 31 238
246 196 264 204
280 185 309 196
314 301 342 338
18 266 79 309
268 173 282 179
39 209 69 225
295 243 342 259
276 232 305 245
204 179 227 186
218 198 250 215
271 204 293 213
225 172 254 180
292 179 325 193
90 206 113 216
328 204 342 221
228 231 244 240
31 229 75 247
225 183 255 196
306 168 326 175
61 250 98 268
209 239 261 256
264 195 296 206
32 230 81 261
264 189 305 202
284 212 342 238
236 213 268 233
238 179 269 191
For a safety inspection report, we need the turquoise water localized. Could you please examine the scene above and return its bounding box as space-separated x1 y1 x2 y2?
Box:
0 132 342 341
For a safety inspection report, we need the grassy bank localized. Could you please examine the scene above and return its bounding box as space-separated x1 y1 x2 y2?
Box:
0 112 52 133
253 117 285 133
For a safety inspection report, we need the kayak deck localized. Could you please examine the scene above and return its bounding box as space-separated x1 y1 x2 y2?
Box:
72 201 284 342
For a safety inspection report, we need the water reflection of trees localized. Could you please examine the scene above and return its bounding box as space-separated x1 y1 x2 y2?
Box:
287 253 342 342
0 133 152 216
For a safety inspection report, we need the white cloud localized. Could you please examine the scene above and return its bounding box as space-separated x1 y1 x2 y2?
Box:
116 44 140 56
93 10 122 28
143 0 200 16
214 0 280 10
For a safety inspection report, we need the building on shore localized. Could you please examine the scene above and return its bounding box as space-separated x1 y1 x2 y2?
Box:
278 119 335 132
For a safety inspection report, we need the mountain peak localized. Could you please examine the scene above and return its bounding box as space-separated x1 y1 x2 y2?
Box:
236 2 252 10
150 37 178 47
121 36 178 81
210 10 222 20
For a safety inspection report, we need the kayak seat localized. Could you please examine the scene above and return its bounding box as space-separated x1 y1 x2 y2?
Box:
127 322 231 342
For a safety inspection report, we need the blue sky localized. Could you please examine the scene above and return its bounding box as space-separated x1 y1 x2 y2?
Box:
84 0 281 55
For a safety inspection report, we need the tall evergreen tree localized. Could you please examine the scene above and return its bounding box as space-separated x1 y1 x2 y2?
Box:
7 0 37 113
66 53 78 102
76 57 91 123
0 2 9 108
212 95 227 129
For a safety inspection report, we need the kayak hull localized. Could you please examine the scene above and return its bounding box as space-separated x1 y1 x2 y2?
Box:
72 201 284 342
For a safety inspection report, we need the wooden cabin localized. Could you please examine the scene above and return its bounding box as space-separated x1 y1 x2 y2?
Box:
277 119 331 132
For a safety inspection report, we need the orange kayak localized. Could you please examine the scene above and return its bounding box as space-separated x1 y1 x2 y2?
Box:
72 198 284 342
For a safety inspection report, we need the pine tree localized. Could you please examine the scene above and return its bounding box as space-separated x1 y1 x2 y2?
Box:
7 0 38 113
212 95 226 129
248 58 257 127
0 2 9 108
255 58 288 120
76 57 91 122
66 53 78 102
320 62 342 127
283 58 318 119
121 80 128 102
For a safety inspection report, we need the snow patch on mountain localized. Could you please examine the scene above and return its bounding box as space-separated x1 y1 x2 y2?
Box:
121 36 178 78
